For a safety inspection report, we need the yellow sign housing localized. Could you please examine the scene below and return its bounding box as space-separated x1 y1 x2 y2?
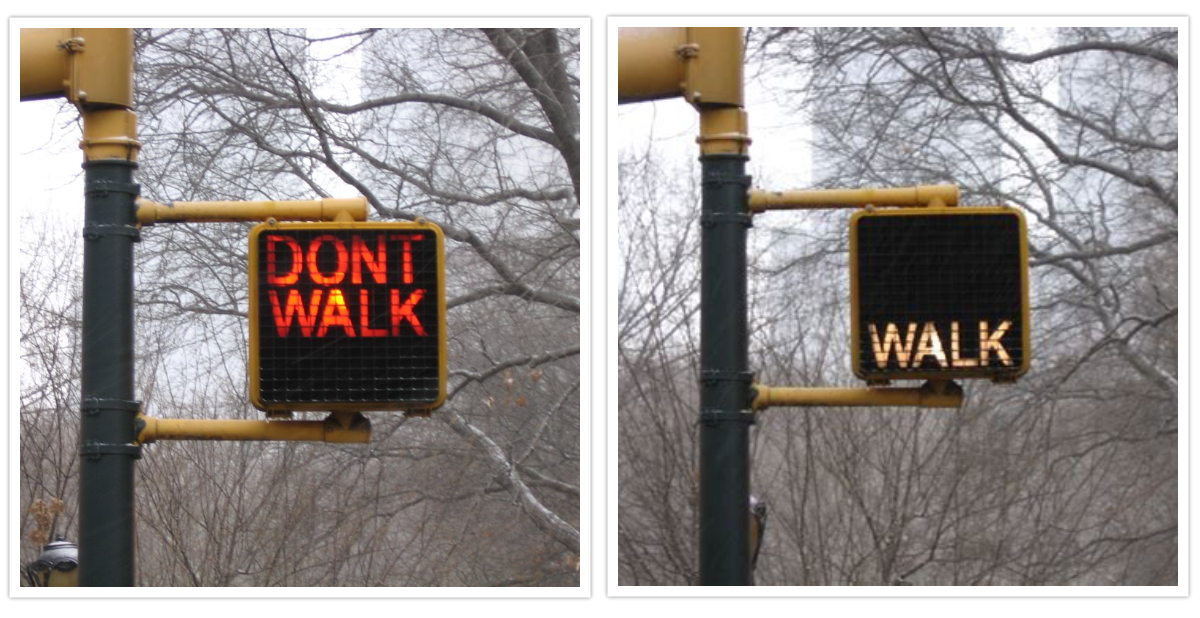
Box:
248 220 447 413
849 206 1031 382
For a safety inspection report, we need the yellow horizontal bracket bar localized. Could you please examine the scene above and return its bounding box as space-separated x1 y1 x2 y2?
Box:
135 412 371 445
748 185 959 213
136 197 369 226
751 381 964 410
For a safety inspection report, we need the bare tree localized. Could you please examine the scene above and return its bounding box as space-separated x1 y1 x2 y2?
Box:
616 146 703 585
19 213 84 571
750 26 1176 585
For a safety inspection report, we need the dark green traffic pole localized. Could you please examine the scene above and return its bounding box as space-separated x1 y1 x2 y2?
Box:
78 157 141 586
698 151 754 586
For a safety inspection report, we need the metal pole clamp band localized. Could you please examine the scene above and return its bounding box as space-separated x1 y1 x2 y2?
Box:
80 442 143 460
699 409 756 426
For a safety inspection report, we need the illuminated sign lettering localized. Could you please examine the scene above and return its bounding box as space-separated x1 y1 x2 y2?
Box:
850 207 1030 381
249 221 446 412
867 320 1013 369
262 234 427 338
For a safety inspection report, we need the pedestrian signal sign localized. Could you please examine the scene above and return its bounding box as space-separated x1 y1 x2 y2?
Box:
850 207 1029 382
248 221 446 412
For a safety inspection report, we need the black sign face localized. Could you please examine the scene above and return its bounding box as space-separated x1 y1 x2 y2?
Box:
850 207 1029 381
249 221 446 412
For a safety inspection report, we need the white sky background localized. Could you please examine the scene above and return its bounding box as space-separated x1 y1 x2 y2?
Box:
604 16 1185 597
10 18 590 600
11 99 85 227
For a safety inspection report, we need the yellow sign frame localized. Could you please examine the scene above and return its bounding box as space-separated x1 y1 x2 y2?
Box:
849 206 1031 382
248 220 447 413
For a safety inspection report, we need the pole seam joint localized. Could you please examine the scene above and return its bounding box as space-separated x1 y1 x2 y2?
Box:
699 369 754 385
700 170 751 187
84 179 140 197
82 223 141 242
699 212 753 228
80 442 142 460
699 409 756 426
81 398 141 416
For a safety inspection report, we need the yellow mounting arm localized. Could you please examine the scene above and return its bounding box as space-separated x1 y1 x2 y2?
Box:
136 412 371 445
751 381 964 410
749 184 959 213
135 197 369 225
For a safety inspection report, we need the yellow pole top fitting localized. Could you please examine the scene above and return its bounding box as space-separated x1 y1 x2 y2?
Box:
81 108 140 162
616 27 748 157
21 28 138 162
697 106 751 156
